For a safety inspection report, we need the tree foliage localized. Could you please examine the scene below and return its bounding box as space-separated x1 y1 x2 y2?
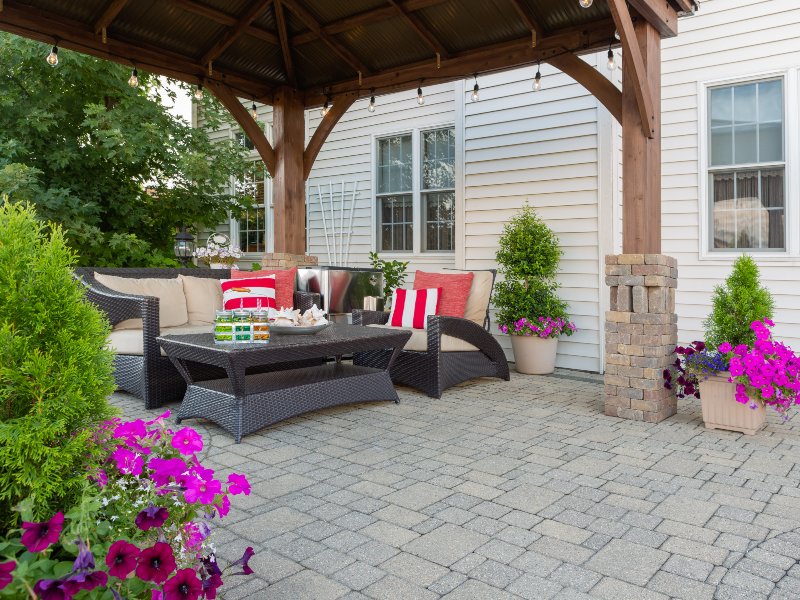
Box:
0 33 254 266
0 201 116 528
703 255 774 349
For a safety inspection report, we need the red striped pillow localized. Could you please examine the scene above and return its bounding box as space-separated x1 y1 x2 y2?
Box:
388 288 441 329
221 276 276 310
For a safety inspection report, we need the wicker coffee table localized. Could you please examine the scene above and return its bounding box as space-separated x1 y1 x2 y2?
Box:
157 324 411 442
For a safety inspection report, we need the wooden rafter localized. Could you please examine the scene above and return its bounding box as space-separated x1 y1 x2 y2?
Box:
548 52 621 124
508 0 543 39
608 0 656 138
170 0 279 46
93 0 130 34
274 0 296 87
281 0 370 75
201 0 272 66
387 0 449 58
627 0 678 38
303 96 357 179
208 81 276 176
671 0 696 13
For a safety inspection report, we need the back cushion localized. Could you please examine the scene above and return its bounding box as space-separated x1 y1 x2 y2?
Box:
178 275 223 325
413 271 474 318
94 273 189 330
463 271 493 325
221 275 276 310
388 288 441 329
232 267 296 309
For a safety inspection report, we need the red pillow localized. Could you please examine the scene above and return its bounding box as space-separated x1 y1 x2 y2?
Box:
232 267 297 309
413 271 474 318
389 288 441 329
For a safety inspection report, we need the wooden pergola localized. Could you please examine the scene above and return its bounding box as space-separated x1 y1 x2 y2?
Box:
0 0 695 256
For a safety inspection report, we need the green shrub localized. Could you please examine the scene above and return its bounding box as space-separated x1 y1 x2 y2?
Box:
703 254 774 349
0 200 115 528
492 205 571 330
369 252 409 304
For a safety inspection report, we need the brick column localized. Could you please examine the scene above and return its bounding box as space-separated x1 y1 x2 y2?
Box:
260 253 318 269
604 254 678 423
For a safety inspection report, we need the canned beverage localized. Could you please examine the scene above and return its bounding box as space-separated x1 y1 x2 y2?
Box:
214 310 234 344
251 310 270 344
232 309 252 342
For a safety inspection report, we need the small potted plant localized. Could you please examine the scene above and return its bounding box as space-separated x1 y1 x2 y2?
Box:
493 206 575 374
369 251 409 311
193 233 243 269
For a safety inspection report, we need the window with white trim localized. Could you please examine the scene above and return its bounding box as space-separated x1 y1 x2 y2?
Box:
375 126 455 253
708 78 785 251
234 162 268 254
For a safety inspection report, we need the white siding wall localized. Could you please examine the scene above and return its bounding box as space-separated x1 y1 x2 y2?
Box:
661 0 800 348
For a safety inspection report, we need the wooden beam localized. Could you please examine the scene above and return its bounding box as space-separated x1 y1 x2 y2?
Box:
93 0 130 34
548 52 622 124
508 0 544 39
671 0 696 13
170 0 279 45
608 0 656 138
208 81 276 176
387 0 449 58
201 0 272 66
272 87 307 255
281 0 370 75
303 96 356 180
274 0 296 87
626 0 678 38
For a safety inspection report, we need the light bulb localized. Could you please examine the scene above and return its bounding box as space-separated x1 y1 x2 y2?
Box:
128 68 139 88
614 29 621 41
368 95 376 113
194 84 204 100
607 49 616 71
46 46 59 67
250 103 258 119
579 0 593 7
417 86 425 106
321 100 330 117
471 82 479 102
533 70 541 92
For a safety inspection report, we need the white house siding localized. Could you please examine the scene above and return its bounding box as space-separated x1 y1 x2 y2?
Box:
660 0 800 349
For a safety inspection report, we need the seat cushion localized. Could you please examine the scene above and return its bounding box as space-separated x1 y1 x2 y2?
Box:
233 267 297 309
179 275 223 325
413 271 473 318
95 273 189 330
367 324 478 352
107 324 214 356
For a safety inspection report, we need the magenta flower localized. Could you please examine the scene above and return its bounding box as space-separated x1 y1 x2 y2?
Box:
33 578 68 600
215 494 231 518
718 342 732 353
21 512 64 552
135 504 170 530
136 542 176 584
146 410 171 425
172 428 203 455
184 474 222 505
148 457 187 486
63 570 108 595
106 540 140 579
113 447 144 476
114 419 146 441
227 473 251 496
0 561 15 591
163 568 202 600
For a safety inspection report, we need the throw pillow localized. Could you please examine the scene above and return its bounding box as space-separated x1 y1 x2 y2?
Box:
94 273 189 330
178 275 223 325
388 288 441 329
221 275 276 310
413 271 474 318
232 267 296 309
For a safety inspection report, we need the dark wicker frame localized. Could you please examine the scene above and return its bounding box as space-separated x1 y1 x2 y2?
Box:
74 267 320 409
352 269 510 398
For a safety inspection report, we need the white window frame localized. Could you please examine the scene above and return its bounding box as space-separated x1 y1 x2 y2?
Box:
371 122 456 256
698 69 799 260
229 128 274 257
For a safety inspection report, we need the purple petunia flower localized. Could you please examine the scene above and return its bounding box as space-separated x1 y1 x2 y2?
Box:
227 473 251 496
135 504 170 531
62 570 108 595
71 539 95 572
229 547 255 575
136 542 176 584
21 512 64 553
201 557 224 599
106 540 140 579
171 428 203 455
0 561 15 591
163 568 203 600
33 578 68 600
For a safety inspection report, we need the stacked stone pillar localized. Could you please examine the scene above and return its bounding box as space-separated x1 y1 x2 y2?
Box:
604 254 678 423
260 253 318 269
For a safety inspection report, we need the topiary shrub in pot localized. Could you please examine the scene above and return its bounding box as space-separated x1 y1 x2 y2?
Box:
492 205 575 374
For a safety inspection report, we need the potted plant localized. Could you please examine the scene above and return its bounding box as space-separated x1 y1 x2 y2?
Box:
493 206 575 374
193 234 243 269
369 251 409 310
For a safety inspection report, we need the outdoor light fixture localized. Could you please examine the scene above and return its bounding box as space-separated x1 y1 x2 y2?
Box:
607 46 616 71
128 67 139 88
173 227 195 267
533 62 542 91
368 90 376 113
250 102 258 119
194 84 204 100
320 94 332 117
417 85 425 106
471 74 480 102
46 45 58 67
579 0 593 8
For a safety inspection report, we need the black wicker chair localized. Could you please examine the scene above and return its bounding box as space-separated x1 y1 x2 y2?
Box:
74 267 320 409
352 269 510 398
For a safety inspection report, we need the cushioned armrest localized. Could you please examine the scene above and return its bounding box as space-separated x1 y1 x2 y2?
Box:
426 315 505 364
75 275 160 330
294 291 321 312
352 309 389 326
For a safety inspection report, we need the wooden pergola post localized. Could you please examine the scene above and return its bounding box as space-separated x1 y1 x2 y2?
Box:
272 86 306 256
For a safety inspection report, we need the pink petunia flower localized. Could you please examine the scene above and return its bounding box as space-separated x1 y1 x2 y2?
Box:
113 447 144 476
227 473 251 496
171 428 203 455
21 512 64 553
106 540 140 579
148 457 187 487
718 342 732 353
184 474 222 505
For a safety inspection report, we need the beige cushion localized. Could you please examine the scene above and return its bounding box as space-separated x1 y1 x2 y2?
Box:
95 273 189 330
178 275 223 325
412 270 493 326
367 324 478 352
107 324 214 356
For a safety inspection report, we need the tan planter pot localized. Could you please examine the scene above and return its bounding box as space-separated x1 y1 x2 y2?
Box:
510 336 558 375
698 372 765 435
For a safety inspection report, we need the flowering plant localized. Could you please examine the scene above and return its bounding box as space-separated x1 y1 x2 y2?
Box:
663 341 728 399
193 241 243 266
0 412 253 599
499 316 576 339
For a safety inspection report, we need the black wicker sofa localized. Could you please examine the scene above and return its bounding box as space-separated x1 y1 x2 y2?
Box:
74 267 320 409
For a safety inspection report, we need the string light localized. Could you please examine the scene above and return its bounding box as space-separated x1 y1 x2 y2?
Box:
417 85 425 106
579 0 593 7
128 67 139 88
250 102 258 119
320 93 331 117
607 44 616 71
46 45 59 67
368 90 376 113
194 83 204 100
471 74 480 102
533 62 542 92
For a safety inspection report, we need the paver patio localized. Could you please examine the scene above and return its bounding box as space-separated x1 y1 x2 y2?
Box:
112 370 800 599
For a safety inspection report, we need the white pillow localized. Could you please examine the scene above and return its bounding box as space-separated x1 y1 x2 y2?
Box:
94 273 189 330
388 288 441 329
178 275 223 325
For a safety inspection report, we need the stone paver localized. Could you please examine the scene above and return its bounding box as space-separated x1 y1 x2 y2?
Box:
112 367 800 599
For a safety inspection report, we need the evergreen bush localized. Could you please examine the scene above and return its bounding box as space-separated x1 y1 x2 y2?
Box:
0 200 115 528
703 254 774 349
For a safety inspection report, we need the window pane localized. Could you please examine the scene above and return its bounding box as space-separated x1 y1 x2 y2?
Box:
423 191 455 251
377 195 412 251
734 123 757 164
710 128 733 167
733 83 757 164
758 80 782 124
759 122 782 162
710 87 732 128
377 135 412 194
422 128 455 190
712 169 784 250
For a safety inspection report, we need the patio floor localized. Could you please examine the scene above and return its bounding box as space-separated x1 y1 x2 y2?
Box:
112 370 800 600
